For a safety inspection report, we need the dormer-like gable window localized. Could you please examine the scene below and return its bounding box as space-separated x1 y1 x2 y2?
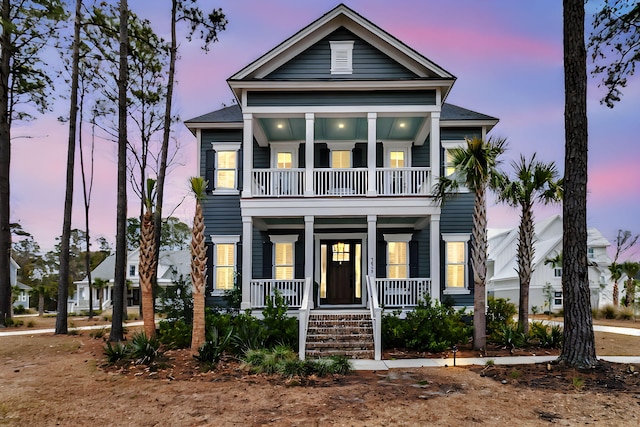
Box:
330 41 354 74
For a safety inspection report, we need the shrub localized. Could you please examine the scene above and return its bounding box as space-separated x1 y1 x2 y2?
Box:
14 305 26 314
156 274 193 323
197 326 233 369
601 304 617 319
617 307 634 320
26 320 35 328
528 321 563 349
158 319 192 349
487 296 517 335
230 312 266 355
89 328 106 339
381 296 471 352
129 332 161 365
242 347 352 378
493 323 527 348
262 290 298 349
104 341 130 364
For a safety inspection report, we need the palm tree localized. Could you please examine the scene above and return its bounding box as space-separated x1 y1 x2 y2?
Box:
139 179 157 338
497 154 562 334
434 136 507 351
92 277 108 311
608 262 623 306
620 261 640 308
189 177 208 356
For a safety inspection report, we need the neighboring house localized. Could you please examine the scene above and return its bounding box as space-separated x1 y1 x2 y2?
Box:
487 215 612 312
185 4 498 359
71 249 191 313
10 258 31 309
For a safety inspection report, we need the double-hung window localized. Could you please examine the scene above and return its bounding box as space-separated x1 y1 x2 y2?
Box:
270 235 298 280
211 235 240 292
211 143 240 193
384 234 411 279
443 234 470 294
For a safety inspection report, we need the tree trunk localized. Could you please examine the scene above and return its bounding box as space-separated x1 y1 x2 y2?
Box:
139 210 157 337
190 200 206 355
518 204 534 334
56 0 82 335
38 293 44 317
471 186 487 351
0 0 13 326
613 282 619 307
110 0 128 342
558 0 597 368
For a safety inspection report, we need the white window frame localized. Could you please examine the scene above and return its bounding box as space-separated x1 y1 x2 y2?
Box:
326 141 355 168
587 247 595 259
270 235 298 280
553 291 563 308
443 233 471 295
211 142 241 194
128 264 137 277
442 141 469 192
383 141 412 168
330 41 354 75
211 235 240 295
270 142 300 169
384 233 411 279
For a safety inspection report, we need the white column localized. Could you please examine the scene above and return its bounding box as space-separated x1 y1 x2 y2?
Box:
242 113 253 198
304 215 314 307
430 215 441 302
240 216 253 309
367 113 377 197
367 215 377 277
305 113 314 196
430 111 440 192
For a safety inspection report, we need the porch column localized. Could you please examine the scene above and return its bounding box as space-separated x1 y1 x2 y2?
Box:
367 214 377 277
305 113 314 196
240 216 253 309
367 113 377 196
429 111 440 192
242 113 253 198
430 215 441 302
304 215 314 307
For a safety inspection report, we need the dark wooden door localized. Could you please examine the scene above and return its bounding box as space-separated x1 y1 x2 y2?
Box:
325 240 355 304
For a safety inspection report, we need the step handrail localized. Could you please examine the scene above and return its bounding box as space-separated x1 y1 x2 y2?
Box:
298 277 313 360
366 275 382 360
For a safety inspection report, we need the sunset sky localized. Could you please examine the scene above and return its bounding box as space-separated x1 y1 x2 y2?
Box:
9 0 640 254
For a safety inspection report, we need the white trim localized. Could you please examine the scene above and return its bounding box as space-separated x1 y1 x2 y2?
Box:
383 233 412 243
270 142 300 169
210 142 241 193
442 233 470 293
326 141 356 151
269 234 299 244
210 235 241 244
211 235 240 294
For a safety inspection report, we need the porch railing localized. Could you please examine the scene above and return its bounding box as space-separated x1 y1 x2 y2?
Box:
252 169 305 197
366 275 383 360
249 279 305 308
376 167 431 196
314 168 368 196
375 278 432 307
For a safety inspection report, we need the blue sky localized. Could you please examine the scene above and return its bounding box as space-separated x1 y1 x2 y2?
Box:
9 0 640 253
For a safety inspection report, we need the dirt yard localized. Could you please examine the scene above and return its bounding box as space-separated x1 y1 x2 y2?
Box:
1 317 640 426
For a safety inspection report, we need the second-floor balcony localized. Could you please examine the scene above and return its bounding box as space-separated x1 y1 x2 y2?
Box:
251 167 432 198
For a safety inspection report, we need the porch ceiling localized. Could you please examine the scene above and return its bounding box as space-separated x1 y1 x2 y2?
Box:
258 116 425 142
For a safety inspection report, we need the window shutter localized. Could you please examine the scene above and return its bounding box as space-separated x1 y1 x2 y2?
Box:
376 143 383 168
206 242 214 293
315 143 329 168
409 240 419 278
376 240 387 279
295 238 304 279
262 240 273 279
353 144 365 168
237 146 243 190
205 150 215 192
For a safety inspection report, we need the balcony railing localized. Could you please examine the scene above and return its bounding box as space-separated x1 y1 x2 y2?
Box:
249 279 305 308
251 167 431 197
375 278 431 307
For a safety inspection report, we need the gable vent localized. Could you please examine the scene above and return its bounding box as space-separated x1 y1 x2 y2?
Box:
330 41 354 75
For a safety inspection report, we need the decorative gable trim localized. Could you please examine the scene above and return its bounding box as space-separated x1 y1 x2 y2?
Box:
330 40 354 74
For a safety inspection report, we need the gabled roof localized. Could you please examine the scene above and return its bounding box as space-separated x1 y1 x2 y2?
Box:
229 4 455 83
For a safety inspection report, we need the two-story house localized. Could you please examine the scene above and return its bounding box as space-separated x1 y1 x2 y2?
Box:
185 4 498 359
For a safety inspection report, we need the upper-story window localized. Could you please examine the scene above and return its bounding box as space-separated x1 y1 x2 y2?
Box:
554 268 562 278
332 150 351 168
330 41 354 75
587 247 595 259
129 265 136 277
212 143 241 193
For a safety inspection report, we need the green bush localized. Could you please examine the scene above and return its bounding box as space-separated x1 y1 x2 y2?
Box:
14 305 26 314
617 307 634 320
529 321 563 349
487 296 517 335
381 296 472 352
262 290 298 349
104 341 130 364
197 326 233 370
158 319 192 349
129 332 161 365
601 304 617 319
493 323 527 348
242 347 352 378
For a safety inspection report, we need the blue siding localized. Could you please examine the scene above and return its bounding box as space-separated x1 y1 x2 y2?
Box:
247 90 436 107
440 192 475 306
267 27 417 80
441 127 483 141
412 136 430 167
203 195 242 235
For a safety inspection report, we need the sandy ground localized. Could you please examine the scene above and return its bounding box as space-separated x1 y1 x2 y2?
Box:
1 317 640 426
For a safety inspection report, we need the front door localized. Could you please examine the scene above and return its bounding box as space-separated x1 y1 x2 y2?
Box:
321 240 362 305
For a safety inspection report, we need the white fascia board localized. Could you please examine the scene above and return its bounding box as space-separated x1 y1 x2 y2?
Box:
243 105 440 115
440 119 500 128
240 197 440 218
184 122 242 131
229 79 454 92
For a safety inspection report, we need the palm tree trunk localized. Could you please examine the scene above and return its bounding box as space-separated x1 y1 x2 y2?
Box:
139 210 157 337
190 199 206 355
613 282 619 307
518 204 534 334
471 186 488 351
